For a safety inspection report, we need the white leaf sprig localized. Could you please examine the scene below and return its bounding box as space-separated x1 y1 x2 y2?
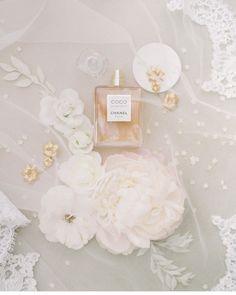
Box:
137 232 195 290
158 232 193 253
150 245 194 290
0 56 55 95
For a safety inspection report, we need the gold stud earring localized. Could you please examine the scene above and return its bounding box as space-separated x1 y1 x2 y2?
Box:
163 92 179 111
22 165 39 183
43 142 58 168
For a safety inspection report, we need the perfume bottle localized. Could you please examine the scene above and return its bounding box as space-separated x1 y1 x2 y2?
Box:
94 69 143 147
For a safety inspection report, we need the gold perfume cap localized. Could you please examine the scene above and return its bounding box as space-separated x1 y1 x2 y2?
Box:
112 69 125 87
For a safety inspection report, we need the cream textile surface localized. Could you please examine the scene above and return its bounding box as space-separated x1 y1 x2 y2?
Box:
0 0 236 290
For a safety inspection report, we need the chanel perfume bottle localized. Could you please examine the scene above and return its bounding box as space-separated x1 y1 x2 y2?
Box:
94 69 142 147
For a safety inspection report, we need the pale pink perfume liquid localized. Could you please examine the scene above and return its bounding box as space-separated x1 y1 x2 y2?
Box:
94 70 143 147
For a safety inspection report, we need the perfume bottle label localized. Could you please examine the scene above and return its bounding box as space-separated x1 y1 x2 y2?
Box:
107 94 131 122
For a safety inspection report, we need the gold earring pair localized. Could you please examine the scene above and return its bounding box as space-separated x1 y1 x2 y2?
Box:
22 142 58 183
43 142 58 168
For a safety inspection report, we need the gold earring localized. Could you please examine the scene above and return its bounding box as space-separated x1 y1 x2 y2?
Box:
23 165 39 183
146 66 165 93
163 92 179 111
43 142 58 168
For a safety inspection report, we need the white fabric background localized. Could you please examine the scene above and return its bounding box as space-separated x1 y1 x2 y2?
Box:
0 0 235 290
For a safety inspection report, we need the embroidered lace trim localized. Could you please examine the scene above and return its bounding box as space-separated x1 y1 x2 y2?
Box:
0 191 39 291
167 0 236 98
211 215 236 291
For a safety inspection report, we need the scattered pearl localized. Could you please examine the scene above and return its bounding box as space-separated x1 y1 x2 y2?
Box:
65 260 71 266
190 156 200 165
197 121 205 127
154 121 159 127
16 46 22 52
3 93 9 99
177 130 183 135
225 114 231 120
193 109 199 115
222 185 228 190
146 128 151 135
196 140 201 145
203 183 209 189
181 150 187 156
32 213 37 218
181 47 187 53
203 284 208 290
212 134 219 140
49 283 55 289
175 151 180 157
207 165 212 171
17 139 24 145
22 134 28 140
222 127 228 133
165 139 170 145
212 158 218 165
184 64 190 70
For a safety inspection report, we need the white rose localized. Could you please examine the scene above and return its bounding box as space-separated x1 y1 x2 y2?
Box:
94 152 185 255
39 88 84 135
58 152 104 193
39 185 96 250
67 116 94 154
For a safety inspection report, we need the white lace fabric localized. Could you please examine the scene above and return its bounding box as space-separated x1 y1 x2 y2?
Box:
212 215 236 291
0 191 39 291
167 0 236 99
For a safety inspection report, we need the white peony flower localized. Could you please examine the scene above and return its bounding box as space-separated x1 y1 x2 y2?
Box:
58 152 104 193
67 116 94 154
93 152 185 255
39 88 84 136
39 185 96 250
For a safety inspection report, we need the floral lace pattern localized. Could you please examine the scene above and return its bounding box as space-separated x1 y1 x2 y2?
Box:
167 0 236 99
0 191 39 291
211 215 236 291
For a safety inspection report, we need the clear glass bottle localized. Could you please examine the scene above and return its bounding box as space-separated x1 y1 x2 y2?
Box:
94 69 143 147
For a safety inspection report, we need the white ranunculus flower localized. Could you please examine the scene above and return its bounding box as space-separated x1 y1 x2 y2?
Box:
39 185 96 250
93 152 185 255
58 152 104 193
39 88 84 136
67 116 94 154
